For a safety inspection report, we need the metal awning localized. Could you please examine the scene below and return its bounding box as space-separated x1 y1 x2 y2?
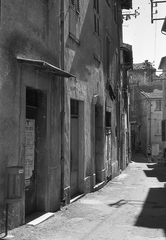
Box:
17 57 75 78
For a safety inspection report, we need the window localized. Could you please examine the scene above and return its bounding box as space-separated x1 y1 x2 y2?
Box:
156 100 162 111
94 0 100 36
106 36 111 78
26 88 38 107
94 0 99 13
162 119 166 141
70 0 80 13
156 121 161 135
106 0 111 7
114 0 118 23
69 0 80 42
106 111 111 127
71 99 79 117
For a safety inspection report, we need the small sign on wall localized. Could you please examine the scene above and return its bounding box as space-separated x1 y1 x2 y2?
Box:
25 119 35 181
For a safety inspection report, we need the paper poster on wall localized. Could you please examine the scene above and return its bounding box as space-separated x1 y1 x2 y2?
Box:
25 119 35 180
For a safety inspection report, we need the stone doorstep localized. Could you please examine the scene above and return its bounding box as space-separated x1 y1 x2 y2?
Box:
27 212 54 226
93 181 106 192
70 193 85 204
0 234 15 239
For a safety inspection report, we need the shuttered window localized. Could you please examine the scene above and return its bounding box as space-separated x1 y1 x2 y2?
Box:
106 0 111 7
162 120 166 141
114 1 118 23
94 0 100 36
106 36 110 78
70 0 80 13
69 0 80 41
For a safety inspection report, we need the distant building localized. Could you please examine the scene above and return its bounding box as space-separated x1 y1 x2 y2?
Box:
159 57 166 149
129 61 162 156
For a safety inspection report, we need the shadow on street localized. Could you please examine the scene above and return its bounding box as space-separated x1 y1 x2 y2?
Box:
107 160 166 237
145 164 166 182
134 187 166 236
135 163 166 236
131 152 149 163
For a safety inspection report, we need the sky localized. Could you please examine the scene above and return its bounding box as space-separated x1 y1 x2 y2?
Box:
123 0 166 71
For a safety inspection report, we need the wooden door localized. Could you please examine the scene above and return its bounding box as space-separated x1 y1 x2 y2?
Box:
70 100 79 198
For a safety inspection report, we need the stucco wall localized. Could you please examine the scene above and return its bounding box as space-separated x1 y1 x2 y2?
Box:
0 0 61 232
63 0 121 190
150 99 162 149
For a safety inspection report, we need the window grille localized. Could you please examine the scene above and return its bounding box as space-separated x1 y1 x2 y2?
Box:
71 99 79 117
156 100 162 111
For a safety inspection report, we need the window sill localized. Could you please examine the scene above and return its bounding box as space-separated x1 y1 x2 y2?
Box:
69 33 80 45
93 31 100 40
93 54 101 63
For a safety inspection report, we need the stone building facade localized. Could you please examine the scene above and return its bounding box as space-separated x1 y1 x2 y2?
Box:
0 0 132 232
129 62 162 155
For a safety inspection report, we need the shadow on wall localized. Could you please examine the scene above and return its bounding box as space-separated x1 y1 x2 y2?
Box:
65 0 116 82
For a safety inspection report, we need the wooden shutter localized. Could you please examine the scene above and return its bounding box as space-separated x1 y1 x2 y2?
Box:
162 120 166 141
76 0 80 13
71 0 75 7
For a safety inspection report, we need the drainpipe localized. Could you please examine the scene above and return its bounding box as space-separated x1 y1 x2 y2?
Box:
60 0 65 205
149 100 151 145
116 2 122 170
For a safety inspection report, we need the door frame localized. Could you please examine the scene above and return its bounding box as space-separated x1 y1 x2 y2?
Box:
69 99 85 199
19 67 51 219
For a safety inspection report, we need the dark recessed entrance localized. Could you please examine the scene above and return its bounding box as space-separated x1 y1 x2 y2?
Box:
25 87 47 216
70 99 79 198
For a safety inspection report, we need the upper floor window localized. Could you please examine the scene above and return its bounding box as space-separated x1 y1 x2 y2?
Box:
106 111 111 128
156 100 162 111
114 0 118 23
71 99 79 117
106 0 111 7
156 120 161 135
69 0 80 42
70 0 80 14
106 36 111 78
94 0 100 36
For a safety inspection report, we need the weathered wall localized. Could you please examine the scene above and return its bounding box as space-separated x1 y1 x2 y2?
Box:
150 99 162 149
64 0 106 194
63 0 122 197
0 0 61 232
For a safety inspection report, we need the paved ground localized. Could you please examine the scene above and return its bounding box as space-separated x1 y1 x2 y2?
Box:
1 152 166 240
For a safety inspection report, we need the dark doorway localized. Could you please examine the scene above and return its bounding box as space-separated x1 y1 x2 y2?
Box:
70 99 79 198
25 87 47 216
95 104 102 184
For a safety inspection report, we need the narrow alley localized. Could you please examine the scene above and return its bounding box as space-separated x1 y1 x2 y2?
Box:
1 152 166 240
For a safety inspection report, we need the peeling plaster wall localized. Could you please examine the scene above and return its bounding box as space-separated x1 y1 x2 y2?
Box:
63 0 122 196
